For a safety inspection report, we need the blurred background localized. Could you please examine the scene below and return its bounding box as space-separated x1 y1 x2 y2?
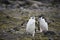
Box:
0 0 60 40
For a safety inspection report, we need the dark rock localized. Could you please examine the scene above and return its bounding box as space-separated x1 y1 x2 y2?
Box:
0 0 11 5
6 16 10 19
34 0 53 3
53 0 60 4
18 0 25 1
13 27 20 31
7 29 15 33
43 31 56 36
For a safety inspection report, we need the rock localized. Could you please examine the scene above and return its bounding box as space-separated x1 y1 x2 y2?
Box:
30 3 39 9
43 31 56 36
7 29 15 33
34 0 53 3
0 0 11 5
13 27 20 31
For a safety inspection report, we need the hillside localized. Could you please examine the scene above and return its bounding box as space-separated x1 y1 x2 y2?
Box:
0 0 60 40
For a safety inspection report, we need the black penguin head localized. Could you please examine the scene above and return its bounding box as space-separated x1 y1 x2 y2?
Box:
38 14 45 19
38 14 47 22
